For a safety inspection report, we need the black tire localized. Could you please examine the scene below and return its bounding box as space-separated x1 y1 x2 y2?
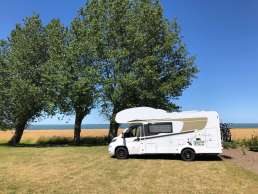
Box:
181 148 195 161
115 147 129 159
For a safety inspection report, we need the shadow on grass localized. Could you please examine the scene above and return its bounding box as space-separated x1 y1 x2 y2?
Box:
129 154 222 161
0 136 108 148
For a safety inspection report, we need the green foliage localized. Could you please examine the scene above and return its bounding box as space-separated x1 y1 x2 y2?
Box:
36 136 108 146
37 136 71 145
0 15 49 133
80 0 198 138
1 1 199 142
0 40 11 130
1 13 99 143
43 17 99 143
241 136 258 151
223 136 258 151
223 141 239 149
43 19 69 114
81 0 197 115
43 17 99 117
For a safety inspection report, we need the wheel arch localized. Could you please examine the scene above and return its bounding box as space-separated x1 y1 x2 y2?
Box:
115 145 128 153
180 147 196 154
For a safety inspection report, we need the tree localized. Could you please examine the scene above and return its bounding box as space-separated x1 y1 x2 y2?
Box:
3 15 49 145
0 40 12 130
44 18 99 144
80 0 198 140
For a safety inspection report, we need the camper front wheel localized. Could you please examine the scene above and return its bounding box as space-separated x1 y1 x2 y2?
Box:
181 148 195 161
115 147 129 159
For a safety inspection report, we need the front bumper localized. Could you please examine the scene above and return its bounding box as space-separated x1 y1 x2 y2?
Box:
108 144 115 156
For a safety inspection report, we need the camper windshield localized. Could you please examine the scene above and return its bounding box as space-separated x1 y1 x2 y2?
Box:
124 124 142 138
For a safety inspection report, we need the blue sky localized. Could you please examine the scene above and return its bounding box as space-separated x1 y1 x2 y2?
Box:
1 0 257 123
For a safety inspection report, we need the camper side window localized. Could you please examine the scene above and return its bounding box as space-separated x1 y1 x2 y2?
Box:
148 123 172 135
124 125 141 138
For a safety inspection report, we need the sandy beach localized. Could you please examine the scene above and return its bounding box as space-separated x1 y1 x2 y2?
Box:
0 128 258 142
230 128 258 140
0 129 123 142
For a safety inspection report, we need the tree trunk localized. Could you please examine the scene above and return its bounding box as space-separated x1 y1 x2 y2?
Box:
108 114 120 142
74 113 84 145
8 122 26 146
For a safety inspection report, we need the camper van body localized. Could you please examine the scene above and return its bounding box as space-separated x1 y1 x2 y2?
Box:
108 107 223 161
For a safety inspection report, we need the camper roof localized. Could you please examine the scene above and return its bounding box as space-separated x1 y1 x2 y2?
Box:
115 107 218 124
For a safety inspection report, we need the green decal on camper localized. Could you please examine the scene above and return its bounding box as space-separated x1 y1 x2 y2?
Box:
194 140 205 146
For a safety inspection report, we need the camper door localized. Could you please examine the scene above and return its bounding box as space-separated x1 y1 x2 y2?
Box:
124 124 143 155
205 129 220 148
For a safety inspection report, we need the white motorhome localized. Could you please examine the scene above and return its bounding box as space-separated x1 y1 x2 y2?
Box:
108 107 223 161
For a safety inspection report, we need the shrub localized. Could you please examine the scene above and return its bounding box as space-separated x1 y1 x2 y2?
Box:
220 123 232 142
79 136 108 146
223 141 239 149
37 136 71 145
245 136 258 151
35 136 108 146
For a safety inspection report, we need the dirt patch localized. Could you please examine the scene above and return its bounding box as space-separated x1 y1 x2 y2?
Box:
221 148 258 174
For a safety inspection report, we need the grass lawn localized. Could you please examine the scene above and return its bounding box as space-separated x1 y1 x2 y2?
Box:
0 145 258 194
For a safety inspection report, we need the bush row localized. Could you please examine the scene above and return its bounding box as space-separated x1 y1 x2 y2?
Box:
223 136 258 151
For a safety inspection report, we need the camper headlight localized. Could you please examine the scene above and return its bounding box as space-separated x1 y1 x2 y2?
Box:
111 138 117 143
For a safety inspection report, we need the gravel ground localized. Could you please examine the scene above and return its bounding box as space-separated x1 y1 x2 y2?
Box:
221 148 258 174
